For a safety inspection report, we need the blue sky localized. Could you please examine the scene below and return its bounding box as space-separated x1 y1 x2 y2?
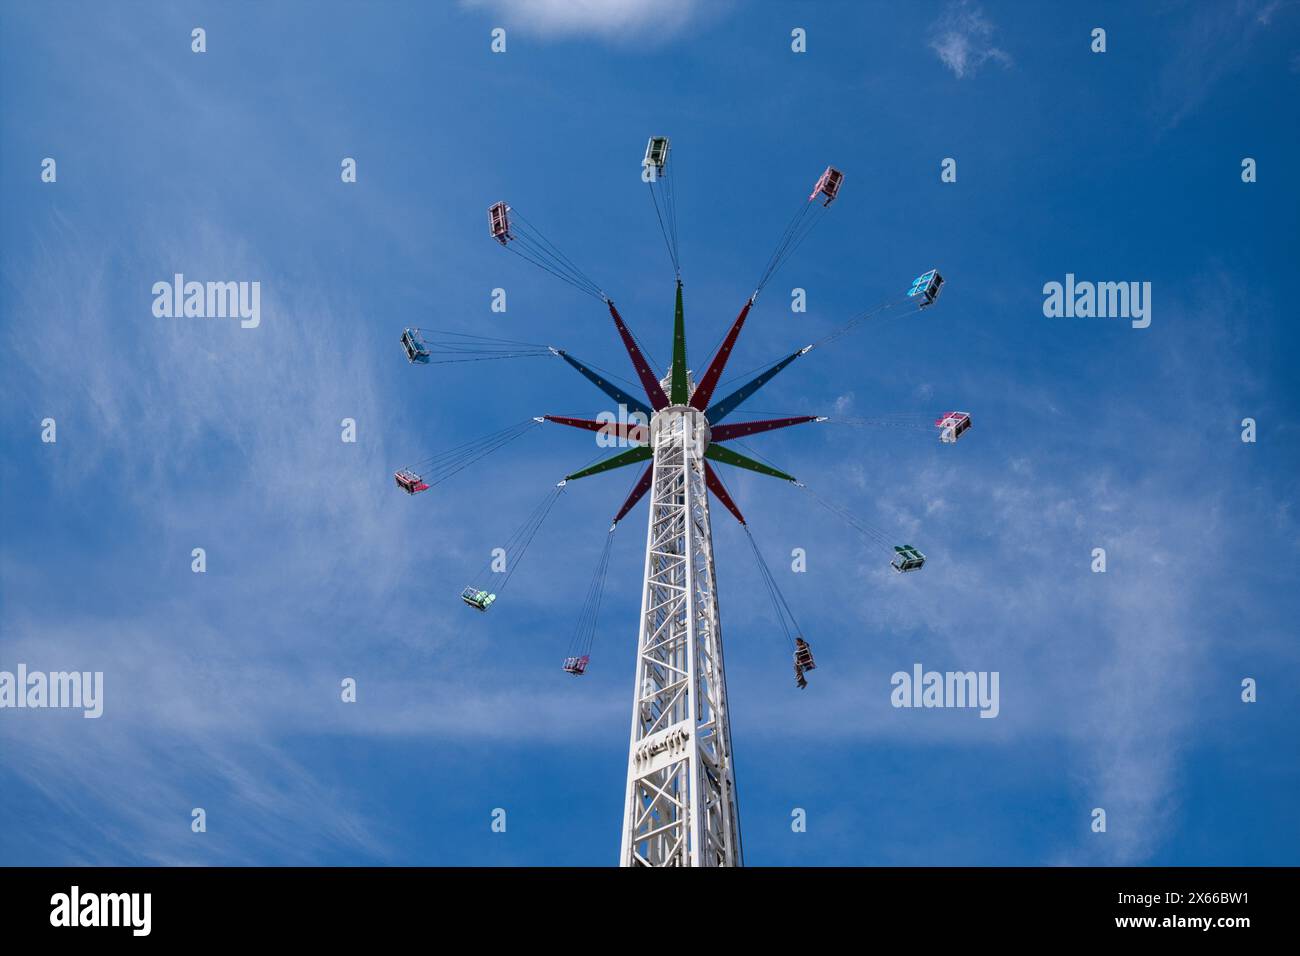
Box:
2 0 1298 866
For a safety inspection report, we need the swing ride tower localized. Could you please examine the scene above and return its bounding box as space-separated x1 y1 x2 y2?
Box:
394 139 959 867
620 393 741 866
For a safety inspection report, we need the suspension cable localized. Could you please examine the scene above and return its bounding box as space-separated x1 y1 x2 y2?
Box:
822 415 934 431
742 524 800 651
812 296 928 349
643 135 682 280
754 198 832 296
566 527 616 661
467 482 567 595
400 418 543 489
708 291 928 396
797 483 899 553
705 463 800 653
405 328 552 364
497 205 607 302
648 174 680 279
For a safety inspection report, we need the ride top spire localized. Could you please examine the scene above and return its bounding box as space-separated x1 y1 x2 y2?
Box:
670 280 689 404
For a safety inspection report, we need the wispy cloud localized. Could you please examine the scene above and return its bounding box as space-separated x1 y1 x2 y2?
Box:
709 269 1290 864
0 184 655 862
462 0 711 41
1255 0 1285 25
928 0 1011 79
1150 0 1285 131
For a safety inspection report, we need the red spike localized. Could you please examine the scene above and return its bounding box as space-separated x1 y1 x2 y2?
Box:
709 416 817 442
608 301 670 410
544 415 648 445
689 299 753 411
704 461 746 525
613 464 654 524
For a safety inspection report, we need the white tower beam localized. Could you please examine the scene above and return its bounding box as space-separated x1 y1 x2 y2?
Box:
619 402 742 866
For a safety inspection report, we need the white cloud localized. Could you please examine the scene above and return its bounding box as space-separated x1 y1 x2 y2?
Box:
1255 0 1283 25
1151 0 1283 131
0 208 579 862
462 0 708 40
928 1 1012 79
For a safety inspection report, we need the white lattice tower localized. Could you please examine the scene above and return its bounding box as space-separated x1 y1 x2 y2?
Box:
619 403 742 866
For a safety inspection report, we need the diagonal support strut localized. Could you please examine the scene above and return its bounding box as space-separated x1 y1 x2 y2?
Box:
704 461 746 525
690 297 754 411
709 416 819 442
608 301 670 411
613 464 655 524
551 348 652 418
704 345 811 424
545 415 649 445
565 445 654 481
705 443 798 482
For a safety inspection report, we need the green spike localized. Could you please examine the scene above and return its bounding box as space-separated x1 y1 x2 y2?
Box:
670 280 688 405
565 445 653 481
705 444 797 482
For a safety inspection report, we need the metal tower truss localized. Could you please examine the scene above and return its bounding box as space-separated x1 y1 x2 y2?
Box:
621 405 741 867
